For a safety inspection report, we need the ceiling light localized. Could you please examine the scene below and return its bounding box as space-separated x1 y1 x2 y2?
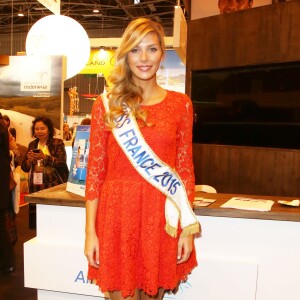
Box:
98 47 107 59
93 7 100 13
82 14 103 17
26 15 91 80
17 7 24 17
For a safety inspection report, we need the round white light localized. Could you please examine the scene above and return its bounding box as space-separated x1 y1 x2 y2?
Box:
26 15 90 80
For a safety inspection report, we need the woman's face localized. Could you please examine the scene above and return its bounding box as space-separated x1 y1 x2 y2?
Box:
3 119 9 128
34 121 49 141
127 32 163 85
63 124 69 132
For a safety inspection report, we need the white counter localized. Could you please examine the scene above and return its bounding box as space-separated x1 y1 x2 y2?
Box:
24 184 300 300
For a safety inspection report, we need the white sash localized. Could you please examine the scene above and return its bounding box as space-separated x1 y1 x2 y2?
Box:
102 94 200 238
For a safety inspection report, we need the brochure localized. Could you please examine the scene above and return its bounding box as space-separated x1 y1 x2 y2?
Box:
66 125 90 197
193 197 216 207
221 197 274 212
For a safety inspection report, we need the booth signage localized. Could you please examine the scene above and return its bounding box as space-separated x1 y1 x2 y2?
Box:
80 49 115 83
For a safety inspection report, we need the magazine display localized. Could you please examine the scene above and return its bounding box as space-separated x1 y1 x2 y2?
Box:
66 125 90 197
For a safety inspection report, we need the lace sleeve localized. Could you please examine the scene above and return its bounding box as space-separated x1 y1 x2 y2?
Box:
85 96 109 201
175 94 195 205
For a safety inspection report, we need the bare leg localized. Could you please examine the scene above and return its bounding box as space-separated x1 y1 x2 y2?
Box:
108 288 164 300
140 288 165 300
109 289 141 300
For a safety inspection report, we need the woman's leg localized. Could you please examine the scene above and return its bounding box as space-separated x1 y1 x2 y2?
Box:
109 288 164 300
109 289 141 300
140 288 165 300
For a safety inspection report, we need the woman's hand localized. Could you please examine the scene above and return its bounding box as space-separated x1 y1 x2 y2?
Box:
85 199 99 268
33 150 45 160
84 231 100 268
27 151 35 163
28 150 45 162
177 233 194 264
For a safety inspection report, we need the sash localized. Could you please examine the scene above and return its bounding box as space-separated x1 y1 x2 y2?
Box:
102 94 200 238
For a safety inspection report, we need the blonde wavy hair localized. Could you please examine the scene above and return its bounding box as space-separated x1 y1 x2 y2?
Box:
105 17 165 128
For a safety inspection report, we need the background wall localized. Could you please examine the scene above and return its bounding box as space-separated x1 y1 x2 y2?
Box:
188 0 300 196
191 0 272 19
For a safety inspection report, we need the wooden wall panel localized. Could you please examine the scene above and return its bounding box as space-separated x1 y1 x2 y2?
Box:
193 143 300 197
186 1 300 94
188 1 300 197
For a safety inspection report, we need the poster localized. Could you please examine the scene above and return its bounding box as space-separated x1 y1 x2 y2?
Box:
0 55 64 148
66 125 90 197
157 50 186 93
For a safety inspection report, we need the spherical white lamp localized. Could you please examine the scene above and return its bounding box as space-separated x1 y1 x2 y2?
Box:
26 15 90 80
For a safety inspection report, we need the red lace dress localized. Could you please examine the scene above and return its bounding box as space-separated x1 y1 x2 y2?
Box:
85 90 197 298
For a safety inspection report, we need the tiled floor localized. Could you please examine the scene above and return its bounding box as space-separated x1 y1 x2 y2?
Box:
0 205 37 300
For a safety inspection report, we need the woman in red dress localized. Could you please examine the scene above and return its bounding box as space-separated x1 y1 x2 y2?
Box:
84 18 200 300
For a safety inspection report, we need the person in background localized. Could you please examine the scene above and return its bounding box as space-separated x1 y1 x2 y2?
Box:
218 0 253 14
84 18 200 300
63 122 73 141
2 115 17 140
21 116 69 229
2 114 20 165
70 122 78 135
0 113 16 274
71 118 91 148
80 118 91 125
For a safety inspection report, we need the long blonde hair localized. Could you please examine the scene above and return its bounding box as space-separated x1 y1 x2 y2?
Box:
105 18 165 128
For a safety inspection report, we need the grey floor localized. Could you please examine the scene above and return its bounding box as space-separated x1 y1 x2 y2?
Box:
0 205 37 300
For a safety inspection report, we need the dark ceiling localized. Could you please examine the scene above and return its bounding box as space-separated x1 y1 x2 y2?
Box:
0 0 187 36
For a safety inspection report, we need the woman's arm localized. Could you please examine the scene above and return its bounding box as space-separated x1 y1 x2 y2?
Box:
85 198 100 268
21 142 36 172
85 96 109 201
175 94 195 206
175 94 196 264
84 96 109 266
44 139 67 168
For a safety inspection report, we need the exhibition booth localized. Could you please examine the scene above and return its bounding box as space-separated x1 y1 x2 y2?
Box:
1 2 300 300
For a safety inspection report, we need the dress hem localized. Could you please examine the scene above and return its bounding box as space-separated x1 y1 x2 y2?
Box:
88 263 198 298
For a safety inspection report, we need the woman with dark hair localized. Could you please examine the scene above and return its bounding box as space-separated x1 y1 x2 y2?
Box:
0 113 16 273
21 116 69 229
80 118 91 125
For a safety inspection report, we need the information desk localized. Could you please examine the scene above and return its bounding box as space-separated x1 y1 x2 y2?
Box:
24 184 300 300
